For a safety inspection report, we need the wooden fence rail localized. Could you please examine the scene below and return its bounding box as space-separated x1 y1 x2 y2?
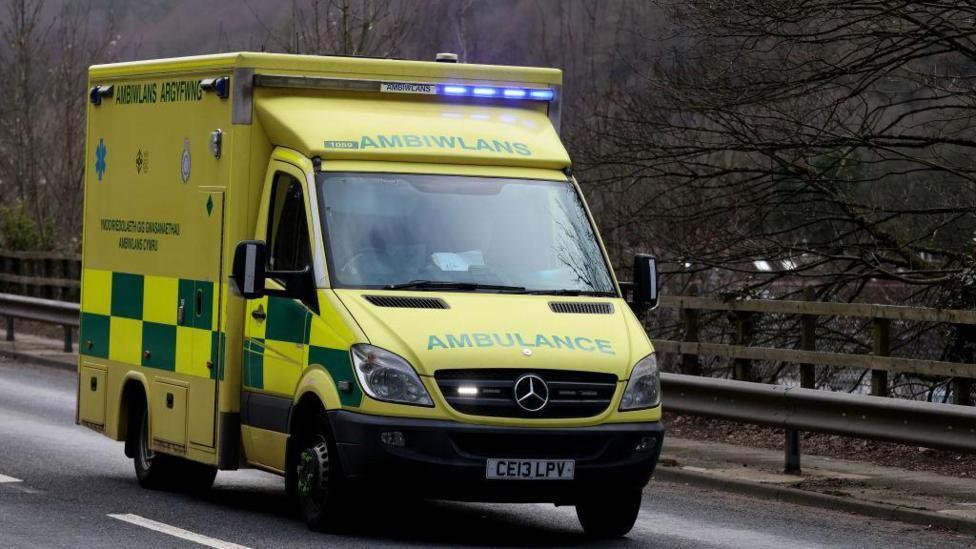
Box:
0 251 81 302
654 295 975 405
1 253 973 403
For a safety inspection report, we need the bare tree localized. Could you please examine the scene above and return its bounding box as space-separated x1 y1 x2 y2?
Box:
574 1 976 398
44 2 119 245
248 0 417 57
582 1 976 305
0 0 45 241
0 0 118 250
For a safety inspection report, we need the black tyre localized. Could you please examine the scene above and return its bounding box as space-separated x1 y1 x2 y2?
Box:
130 404 216 492
292 413 348 531
176 459 218 493
576 490 642 538
132 405 175 489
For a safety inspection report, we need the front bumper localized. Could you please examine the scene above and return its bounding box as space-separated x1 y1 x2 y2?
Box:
327 410 664 504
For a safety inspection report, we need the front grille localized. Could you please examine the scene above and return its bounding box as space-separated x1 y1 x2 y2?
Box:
434 369 617 419
363 295 449 309
549 301 614 314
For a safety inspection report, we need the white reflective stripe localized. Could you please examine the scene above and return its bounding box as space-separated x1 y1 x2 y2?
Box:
243 245 256 294
108 514 251 549
0 474 22 483
648 258 658 300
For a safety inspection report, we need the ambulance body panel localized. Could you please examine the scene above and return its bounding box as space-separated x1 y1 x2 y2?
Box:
77 52 662 536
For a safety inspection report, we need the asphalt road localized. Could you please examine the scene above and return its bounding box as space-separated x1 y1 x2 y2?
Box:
1 357 972 549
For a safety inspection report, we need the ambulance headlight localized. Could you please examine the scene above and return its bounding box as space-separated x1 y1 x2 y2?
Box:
619 354 661 410
351 344 433 407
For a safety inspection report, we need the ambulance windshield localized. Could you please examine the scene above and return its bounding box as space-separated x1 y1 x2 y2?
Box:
317 173 616 295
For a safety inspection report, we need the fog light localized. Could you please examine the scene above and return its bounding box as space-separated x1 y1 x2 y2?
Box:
380 431 405 447
634 436 657 453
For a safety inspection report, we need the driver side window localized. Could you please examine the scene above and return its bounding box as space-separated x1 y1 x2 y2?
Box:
266 173 311 274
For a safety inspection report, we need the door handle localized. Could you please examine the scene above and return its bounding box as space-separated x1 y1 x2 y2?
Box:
251 306 266 322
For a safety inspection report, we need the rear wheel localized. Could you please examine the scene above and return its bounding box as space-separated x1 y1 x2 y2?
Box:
177 459 218 493
130 404 216 492
292 413 348 531
576 490 642 538
132 405 174 489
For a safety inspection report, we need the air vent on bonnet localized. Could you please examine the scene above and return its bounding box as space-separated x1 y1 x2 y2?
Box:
549 301 614 314
363 295 449 309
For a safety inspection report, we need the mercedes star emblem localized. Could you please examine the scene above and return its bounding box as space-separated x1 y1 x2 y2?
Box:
513 373 549 412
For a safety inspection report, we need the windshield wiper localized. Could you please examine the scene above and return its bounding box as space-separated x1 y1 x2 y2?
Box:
386 280 527 293
522 289 617 297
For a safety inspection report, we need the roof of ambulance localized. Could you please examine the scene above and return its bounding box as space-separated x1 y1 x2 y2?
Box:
89 52 562 86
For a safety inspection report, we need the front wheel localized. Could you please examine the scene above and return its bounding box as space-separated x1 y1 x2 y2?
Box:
576 490 642 538
292 414 349 531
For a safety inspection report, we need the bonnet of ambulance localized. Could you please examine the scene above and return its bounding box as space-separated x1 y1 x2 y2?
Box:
337 291 646 379
253 69 658 419
333 291 655 421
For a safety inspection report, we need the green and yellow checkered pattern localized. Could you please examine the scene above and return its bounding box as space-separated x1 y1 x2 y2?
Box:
243 295 362 407
80 269 225 380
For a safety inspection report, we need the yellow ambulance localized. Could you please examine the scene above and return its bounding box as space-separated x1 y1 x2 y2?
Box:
76 52 662 537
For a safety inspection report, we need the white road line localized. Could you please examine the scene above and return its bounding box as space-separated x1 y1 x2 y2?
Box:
0 473 22 483
108 514 251 549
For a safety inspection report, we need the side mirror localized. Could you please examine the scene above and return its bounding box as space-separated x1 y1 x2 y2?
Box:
231 240 267 300
631 254 659 312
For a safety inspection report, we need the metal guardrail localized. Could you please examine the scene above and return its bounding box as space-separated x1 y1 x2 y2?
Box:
0 293 80 352
662 373 976 472
663 373 976 452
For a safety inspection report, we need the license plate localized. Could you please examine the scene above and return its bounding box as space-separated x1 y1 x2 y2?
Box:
486 459 575 480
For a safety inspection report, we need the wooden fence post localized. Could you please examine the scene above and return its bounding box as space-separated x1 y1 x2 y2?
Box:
733 312 754 382
42 257 54 299
953 379 973 406
63 325 73 353
786 288 818 475
800 287 817 389
0 255 7 293
681 307 701 376
12 256 24 296
872 318 890 397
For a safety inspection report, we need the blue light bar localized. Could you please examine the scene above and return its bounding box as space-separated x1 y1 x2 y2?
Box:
528 89 555 101
433 84 554 101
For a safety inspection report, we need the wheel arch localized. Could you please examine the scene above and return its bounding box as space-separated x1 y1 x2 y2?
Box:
293 366 343 413
117 371 149 457
285 387 332 497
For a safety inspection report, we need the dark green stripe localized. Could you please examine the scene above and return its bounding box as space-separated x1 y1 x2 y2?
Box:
211 331 225 381
178 279 194 326
309 346 361 407
111 272 144 319
194 281 214 330
265 296 311 344
80 312 110 359
178 278 215 330
142 321 176 371
243 338 264 389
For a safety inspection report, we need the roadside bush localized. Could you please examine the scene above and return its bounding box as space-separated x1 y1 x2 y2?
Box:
0 206 52 251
